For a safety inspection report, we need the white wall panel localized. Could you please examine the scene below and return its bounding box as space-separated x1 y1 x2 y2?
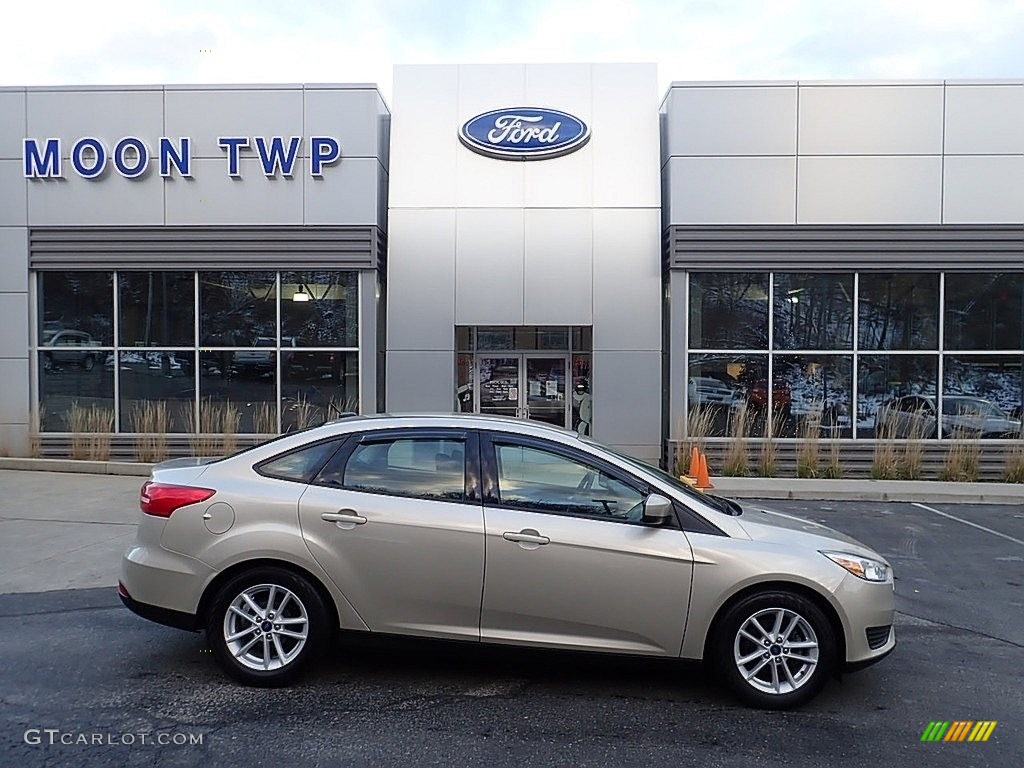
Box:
385 351 454 413
26 89 163 157
798 156 942 224
389 65 459 208
0 90 25 160
945 85 1024 155
523 148 590 208
0 227 28 293
591 350 661 447
387 208 456 351
164 158 302 225
27 163 163 226
0 160 26 225
164 88 304 159
798 86 944 155
663 86 797 157
523 209 592 326
592 209 660 351
0 293 28 358
304 88 387 159
0 359 30 425
667 156 796 224
943 155 1024 224
303 157 381 225
455 209 524 326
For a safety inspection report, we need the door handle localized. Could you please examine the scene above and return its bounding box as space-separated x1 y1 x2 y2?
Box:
322 510 367 526
502 530 550 545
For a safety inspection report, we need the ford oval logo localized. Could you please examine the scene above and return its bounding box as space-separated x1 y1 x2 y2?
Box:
459 108 590 161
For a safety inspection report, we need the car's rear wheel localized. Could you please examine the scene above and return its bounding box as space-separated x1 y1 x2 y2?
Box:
206 567 328 686
713 590 837 709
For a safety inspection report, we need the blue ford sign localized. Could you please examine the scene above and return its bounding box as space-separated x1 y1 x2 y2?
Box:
459 108 590 161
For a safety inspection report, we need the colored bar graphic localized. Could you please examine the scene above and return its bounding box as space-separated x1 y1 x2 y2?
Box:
920 721 996 742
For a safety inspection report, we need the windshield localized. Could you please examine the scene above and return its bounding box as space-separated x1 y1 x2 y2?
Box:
590 441 740 516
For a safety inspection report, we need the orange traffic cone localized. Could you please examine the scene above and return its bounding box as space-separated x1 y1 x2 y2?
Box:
696 451 715 490
687 446 700 479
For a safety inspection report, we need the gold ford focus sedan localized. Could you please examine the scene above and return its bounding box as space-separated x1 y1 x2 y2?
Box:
120 414 895 709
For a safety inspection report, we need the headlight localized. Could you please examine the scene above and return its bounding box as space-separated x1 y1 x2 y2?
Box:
821 551 891 582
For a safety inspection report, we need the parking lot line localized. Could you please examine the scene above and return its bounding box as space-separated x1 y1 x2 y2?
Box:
911 502 1024 547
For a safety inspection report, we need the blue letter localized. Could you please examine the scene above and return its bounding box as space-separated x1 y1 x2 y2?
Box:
23 138 61 178
159 137 191 177
309 136 340 176
218 136 249 177
255 136 301 177
113 137 149 178
71 137 107 179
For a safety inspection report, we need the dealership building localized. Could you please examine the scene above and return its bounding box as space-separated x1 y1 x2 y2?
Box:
1 66 1022 469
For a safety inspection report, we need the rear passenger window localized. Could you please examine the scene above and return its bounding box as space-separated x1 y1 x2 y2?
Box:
258 440 342 483
326 438 465 501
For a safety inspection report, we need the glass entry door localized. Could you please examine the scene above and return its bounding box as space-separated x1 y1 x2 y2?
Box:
477 354 568 428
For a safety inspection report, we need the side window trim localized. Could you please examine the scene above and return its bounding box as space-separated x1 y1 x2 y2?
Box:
253 436 350 484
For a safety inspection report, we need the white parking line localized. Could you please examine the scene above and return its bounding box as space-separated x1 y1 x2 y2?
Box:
912 502 1024 547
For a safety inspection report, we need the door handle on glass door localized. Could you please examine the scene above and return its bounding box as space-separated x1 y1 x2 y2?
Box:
321 510 367 525
502 530 550 545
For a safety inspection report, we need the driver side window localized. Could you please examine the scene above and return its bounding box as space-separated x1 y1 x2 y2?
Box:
493 442 645 522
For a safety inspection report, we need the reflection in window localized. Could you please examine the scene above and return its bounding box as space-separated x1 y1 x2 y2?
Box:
774 355 853 438
118 272 195 347
281 271 358 348
199 271 276 346
39 272 114 346
857 354 937 437
260 440 343 483
118 351 195 432
338 438 465 501
944 356 1023 430
571 354 592 436
495 443 644 521
687 353 768 436
858 273 938 350
456 353 474 413
281 351 358 432
944 273 1023 351
199 353 277 433
773 273 853 350
689 273 769 350
38 357 114 432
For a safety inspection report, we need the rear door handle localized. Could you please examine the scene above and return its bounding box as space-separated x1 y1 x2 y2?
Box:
502 529 550 545
322 510 367 527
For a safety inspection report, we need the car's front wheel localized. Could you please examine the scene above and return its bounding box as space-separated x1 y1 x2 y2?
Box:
713 590 837 709
206 567 329 686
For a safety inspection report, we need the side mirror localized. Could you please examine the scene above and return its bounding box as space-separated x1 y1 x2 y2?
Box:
642 493 674 526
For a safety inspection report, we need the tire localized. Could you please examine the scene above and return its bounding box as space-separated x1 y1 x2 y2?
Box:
206 566 329 687
712 590 837 710
82 355 95 371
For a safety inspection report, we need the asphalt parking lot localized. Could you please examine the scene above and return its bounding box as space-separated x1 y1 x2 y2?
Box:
0 473 1021 767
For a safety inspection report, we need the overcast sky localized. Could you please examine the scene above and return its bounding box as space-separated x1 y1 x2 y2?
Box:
5 0 1024 100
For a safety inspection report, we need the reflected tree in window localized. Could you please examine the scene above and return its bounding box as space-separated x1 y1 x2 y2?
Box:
774 274 853 350
944 273 1023 351
689 273 769 350
858 274 938 350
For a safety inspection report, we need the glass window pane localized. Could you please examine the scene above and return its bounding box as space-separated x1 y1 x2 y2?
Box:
688 273 769 350
281 271 358 348
773 273 853 350
477 327 514 351
455 327 473 351
281 351 359 432
118 272 195 347
571 354 592 436
456 353 475 413
775 355 853 438
944 355 1023 436
199 271 276 346
260 440 343 483
687 353 767 436
944 273 1024 351
38 272 113 346
858 273 939 350
857 354 938 437
336 438 465 501
495 443 645 521
199 353 277 433
118 351 195 432
38 355 114 432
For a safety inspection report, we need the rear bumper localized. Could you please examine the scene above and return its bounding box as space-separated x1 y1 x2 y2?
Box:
119 584 199 632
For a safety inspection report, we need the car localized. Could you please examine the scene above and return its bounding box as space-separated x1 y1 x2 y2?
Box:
875 395 1022 438
40 329 103 371
687 376 735 407
747 379 792 418
119 414 895 709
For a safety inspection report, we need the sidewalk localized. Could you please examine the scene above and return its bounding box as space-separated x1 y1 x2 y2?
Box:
711 477 1023 504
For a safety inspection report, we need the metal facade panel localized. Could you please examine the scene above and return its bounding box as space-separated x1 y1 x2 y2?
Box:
943 155 1024 224
28 226 382 270
944 84 1024 155
666 225 1024 271
0 227 28 292
0 90 25 160
666 156 796 224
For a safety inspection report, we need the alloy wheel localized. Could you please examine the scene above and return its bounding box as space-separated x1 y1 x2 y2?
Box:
733 607 819 695
223 584 309 672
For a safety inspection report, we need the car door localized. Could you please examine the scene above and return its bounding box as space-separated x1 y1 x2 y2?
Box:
479 432 693 656
297 428 485 641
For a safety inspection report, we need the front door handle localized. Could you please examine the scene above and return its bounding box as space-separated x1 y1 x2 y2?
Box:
322 510 367 528
502 529 550 546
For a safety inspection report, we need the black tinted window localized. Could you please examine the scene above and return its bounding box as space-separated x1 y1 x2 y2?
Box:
259 440 342 483
329 438 465 501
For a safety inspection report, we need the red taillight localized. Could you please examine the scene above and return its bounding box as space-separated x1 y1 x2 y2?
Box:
140 481 215 518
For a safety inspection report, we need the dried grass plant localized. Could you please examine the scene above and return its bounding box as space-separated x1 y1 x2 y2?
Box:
130 401 170 463
66 402 114 460
796 406 822 478
871 417 901 480
722 403 749 477
290 393 319 432
824 434 844 479
757 411 785 477
220 402 240 455
1004 427 1024 483
252 402 277 435
899 408 930 480
29 405 45 458
940 425 981 482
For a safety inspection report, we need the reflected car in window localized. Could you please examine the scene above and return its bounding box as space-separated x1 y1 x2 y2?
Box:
687 377 736 407
41 329 104 371
120 414 896 710
875 395 1022 438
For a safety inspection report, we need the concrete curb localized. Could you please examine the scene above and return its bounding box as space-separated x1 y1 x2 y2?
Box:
0 457 153 477
710 477 1023 504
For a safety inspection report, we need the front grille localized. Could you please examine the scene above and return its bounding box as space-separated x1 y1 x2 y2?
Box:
866 625 892 650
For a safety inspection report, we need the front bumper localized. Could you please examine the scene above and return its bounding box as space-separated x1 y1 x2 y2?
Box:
832 572 897 667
